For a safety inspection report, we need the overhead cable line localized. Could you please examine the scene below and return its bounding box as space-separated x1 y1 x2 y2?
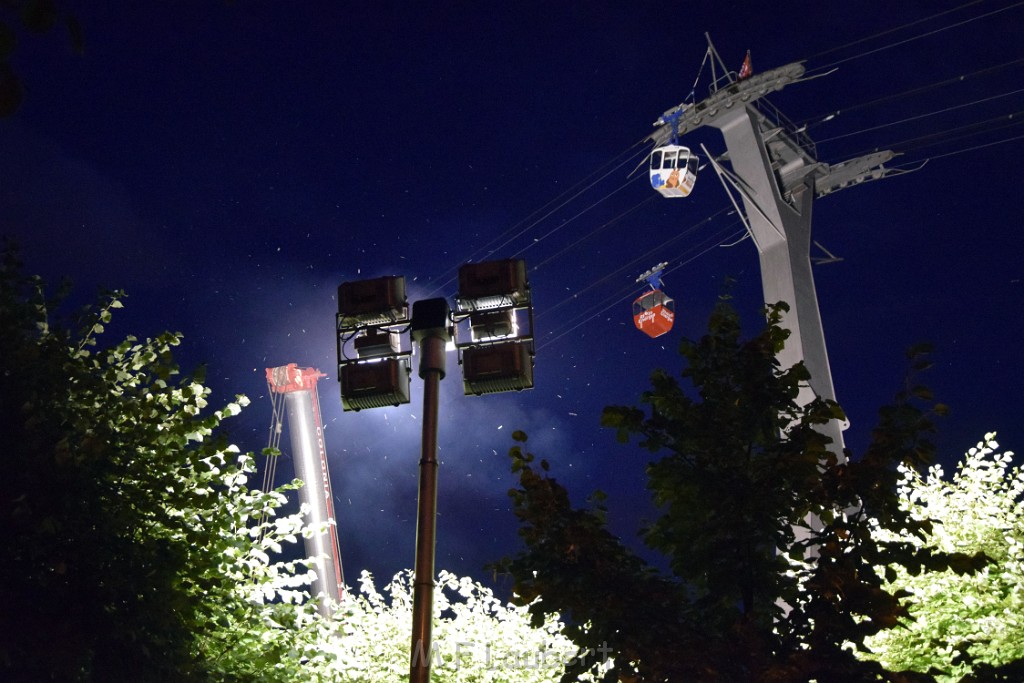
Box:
530 194 658 272
537 217 741 340
537 224 746 351
479 144 650 259
806 0 985 64
870 110 1024 157
815 87 1024 145
509 173 648 260
809 1 1024 73
803 57 1024 131
897 131 1024 164
423 137 651 296
537 206 732 321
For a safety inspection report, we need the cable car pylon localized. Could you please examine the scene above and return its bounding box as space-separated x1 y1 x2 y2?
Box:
648 34 908 465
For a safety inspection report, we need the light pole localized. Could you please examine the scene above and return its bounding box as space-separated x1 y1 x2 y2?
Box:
336 259 534 683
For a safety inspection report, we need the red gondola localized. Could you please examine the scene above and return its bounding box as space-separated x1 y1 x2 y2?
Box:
632 263 675 338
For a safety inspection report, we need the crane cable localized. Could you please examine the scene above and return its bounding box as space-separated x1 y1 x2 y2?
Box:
258 383 288 540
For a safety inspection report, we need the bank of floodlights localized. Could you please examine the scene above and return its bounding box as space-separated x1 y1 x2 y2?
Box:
454 258 534 396
335 259 534 410
336 275 413 411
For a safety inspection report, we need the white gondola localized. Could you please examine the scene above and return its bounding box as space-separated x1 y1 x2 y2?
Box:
649 144 698 198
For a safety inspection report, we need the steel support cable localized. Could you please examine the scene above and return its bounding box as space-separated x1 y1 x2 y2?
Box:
508 173 648 262
423 138 651 297
893 131 1024 166
258 386 287 542
462 143 649 260
536 221 744 350
815 87 1024 145
559 212 738 325
536 209 724 323
474 137 651 261
531 194 658 273
852 109 1024 158
805 0 984 64
808 1 1024 74
536 226 746 352
802 57 1024 132
536 205 731 321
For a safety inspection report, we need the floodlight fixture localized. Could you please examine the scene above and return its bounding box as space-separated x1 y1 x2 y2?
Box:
338 275 408 330
468 308 517 342
462 340 534 395
340 357 411 411
354 328 401 359
337 275 412 411
332 258 537 683
456 259 529 312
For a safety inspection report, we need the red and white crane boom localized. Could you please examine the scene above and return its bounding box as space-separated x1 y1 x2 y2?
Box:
266 364 344 617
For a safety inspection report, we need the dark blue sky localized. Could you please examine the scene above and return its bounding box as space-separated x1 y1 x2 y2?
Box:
3 1 1022 588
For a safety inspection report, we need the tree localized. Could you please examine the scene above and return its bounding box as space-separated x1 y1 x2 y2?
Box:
863 433 1024 682
0 247 339 680
332 570 605 682
496 298 982 682
0 249 583 682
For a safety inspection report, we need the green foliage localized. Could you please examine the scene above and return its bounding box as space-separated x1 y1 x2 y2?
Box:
332 569 601 682
0 249 579 682
864 433 1024 682
497 299 985 682
0 247 332 680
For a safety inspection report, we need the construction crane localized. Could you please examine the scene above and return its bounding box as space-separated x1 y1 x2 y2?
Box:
265 364 344 618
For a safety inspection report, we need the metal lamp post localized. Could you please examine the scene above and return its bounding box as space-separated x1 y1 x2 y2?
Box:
336 259 534 683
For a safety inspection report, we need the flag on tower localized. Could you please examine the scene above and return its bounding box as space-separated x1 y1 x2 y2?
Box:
738 50 753 80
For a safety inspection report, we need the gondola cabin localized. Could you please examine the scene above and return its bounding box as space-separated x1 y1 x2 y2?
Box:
650 145 698 198
633 289 675 338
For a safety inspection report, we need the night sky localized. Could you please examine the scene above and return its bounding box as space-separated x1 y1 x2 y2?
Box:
3 1 1022 590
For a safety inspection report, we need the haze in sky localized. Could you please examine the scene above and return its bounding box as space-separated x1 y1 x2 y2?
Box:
3 1 1021 586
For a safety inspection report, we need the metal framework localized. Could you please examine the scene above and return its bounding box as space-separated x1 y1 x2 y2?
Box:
266 364 345 618
335 259 535 683
649 36 908 457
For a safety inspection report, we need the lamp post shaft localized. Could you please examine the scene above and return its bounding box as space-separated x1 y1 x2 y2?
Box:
410 334 445 683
